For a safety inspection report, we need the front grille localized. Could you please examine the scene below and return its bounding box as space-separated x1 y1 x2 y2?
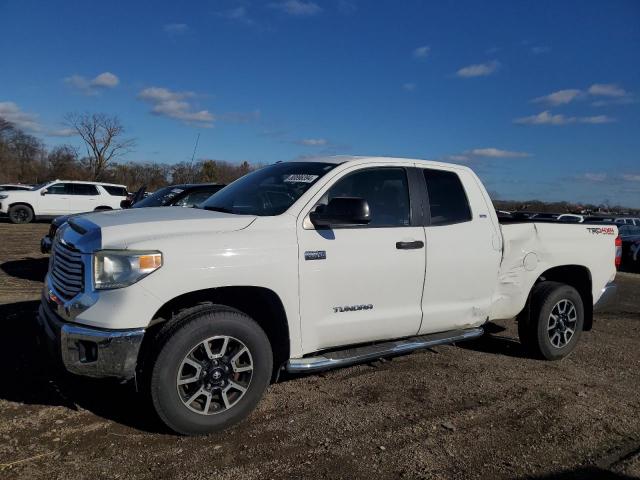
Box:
50 241 84 300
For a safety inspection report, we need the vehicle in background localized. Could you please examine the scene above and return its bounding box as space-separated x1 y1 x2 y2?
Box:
531 213 560 221
40 183 225 253
38 156 619 435
0 180 127 224
614 217 640 226
557 214 584 223
618 224 640 272
0 184 32 192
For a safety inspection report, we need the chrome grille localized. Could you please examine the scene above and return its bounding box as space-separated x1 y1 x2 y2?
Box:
50 241 84 300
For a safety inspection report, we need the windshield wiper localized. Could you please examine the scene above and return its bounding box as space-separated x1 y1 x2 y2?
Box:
203 205 234 213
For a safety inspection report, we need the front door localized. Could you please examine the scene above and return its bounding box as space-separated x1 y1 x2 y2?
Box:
40 183 71 215
297 166 426 353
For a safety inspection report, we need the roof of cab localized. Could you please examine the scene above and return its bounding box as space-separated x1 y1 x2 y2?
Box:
288 155 472 171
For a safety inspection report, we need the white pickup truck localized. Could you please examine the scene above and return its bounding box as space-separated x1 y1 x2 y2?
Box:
38 156 619 435
0 180 127 223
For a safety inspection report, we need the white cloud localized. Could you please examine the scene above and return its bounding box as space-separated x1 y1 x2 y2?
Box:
402 83 416 92
412 45 431 59
0 101 41 132
622 174 640 182
456 61 499 78
588 83 627 97
514 110 615 125
466 148 531 158
297 138 328 146
580 173 608 182
217 6 255 25
0 101 76 137
91 72 119 88
532 89 582 106
47 128 77 137
163 23 189 34
138 87 214 127
65 71 120 95
578 115 615 124
269 0 322 16
531 46 550 54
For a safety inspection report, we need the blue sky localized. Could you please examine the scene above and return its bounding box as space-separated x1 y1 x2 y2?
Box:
1 0 639 206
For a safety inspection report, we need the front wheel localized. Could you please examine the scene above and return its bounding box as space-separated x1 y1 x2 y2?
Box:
148 305 273 435
8 205 34 224
518 281 584 360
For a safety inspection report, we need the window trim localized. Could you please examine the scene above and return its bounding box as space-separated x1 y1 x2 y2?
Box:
418 167 473 227
309 166 418 230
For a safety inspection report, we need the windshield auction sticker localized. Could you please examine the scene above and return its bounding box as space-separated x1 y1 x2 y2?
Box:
283 174 319 183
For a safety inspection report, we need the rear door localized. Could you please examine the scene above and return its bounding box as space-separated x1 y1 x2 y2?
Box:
297 165 426 353
416 167 501 334
70 183 101 213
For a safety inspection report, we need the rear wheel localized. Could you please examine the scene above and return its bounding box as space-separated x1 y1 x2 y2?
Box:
518 281 584 360
147 305 273 435
8 205 34 224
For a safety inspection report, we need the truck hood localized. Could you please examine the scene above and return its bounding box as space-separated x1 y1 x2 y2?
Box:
73 207 256 250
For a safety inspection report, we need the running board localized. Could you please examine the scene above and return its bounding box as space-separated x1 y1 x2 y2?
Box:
286 327 484 373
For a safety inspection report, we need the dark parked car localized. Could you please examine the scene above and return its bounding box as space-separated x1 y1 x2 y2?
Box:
40 183 225 253
618 224 640 272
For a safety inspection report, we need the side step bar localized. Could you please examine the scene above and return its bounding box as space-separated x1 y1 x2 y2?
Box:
286 327 484 373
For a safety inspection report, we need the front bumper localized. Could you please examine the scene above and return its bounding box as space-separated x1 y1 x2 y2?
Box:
38 293 145 380
594 281 617 311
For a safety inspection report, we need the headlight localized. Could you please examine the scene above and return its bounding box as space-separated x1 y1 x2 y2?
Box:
93 250 162 290
0 194 8 200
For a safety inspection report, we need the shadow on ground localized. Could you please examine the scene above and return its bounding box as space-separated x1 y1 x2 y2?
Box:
1 258 49 282
0 300 163 433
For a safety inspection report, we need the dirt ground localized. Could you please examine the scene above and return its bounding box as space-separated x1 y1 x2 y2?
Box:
0 220 639 480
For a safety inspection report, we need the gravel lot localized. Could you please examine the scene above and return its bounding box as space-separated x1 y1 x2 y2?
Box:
0 221 639 480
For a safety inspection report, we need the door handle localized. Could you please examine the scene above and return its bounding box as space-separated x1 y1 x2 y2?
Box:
396 240 424 250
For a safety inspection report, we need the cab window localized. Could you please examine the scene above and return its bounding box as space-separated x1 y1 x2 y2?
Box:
315 168 411 227
423 169 472 226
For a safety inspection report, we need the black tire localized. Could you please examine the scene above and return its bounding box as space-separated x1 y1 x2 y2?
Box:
94 206 112 211
8 204 34 224
147 305 273 435
518 281 584 360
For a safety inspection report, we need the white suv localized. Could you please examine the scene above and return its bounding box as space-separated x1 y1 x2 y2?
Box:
0 180 128 224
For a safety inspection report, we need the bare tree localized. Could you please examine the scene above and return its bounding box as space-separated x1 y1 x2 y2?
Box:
65 112 135 180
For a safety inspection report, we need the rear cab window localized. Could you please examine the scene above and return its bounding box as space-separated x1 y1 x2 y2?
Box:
422 169 472 226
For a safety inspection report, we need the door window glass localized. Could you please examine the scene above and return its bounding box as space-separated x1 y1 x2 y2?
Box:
423 169 472 226
47 183 72 195
72 184 100 195
174 190 216 207
318 168 411 227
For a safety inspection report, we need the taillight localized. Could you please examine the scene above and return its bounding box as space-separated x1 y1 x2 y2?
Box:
615 235 622 269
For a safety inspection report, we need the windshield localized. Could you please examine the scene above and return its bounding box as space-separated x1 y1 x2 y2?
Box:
30 183 47 191
202 162 336 216
134 186 186 208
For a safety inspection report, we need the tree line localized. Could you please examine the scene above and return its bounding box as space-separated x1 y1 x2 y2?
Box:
0 113 256 191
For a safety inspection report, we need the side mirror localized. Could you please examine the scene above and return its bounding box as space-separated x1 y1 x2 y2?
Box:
120 199 133 209
309 197 371 228
40 189 47 196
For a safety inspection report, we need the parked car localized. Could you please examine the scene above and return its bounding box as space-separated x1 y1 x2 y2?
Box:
40 183 225 253
614 217 640 227
0 180 127 224
38 156 618 435
557 214 585 223
0 183 32 192
618 224 640 272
